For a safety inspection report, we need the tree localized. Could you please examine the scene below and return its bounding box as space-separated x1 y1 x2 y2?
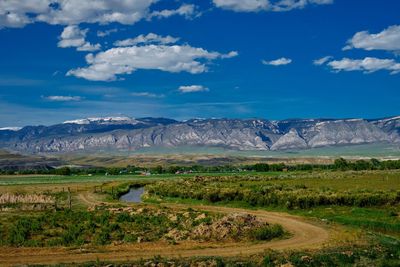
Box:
253 163 270 172
153 165 163 174
55 167 71 176
334 158 348 170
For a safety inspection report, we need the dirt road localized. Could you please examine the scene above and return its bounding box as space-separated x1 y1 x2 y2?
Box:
0 192 329 266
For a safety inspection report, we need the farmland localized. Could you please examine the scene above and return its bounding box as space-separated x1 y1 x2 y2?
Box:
0 165 399 266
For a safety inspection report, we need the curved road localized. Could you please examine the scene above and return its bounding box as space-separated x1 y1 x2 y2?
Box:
0 192 329 266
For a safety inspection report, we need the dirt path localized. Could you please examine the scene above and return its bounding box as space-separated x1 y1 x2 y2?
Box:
0 192 330 266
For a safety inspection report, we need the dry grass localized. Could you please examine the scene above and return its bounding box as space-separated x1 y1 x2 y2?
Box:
0 193 54 204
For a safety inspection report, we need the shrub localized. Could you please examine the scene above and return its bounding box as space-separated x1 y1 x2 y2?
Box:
249 224 284 241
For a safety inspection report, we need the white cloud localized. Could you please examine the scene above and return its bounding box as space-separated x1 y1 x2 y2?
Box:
272 0 333 11
114 33 179 47
0 0 197 28
213 0 269 12
0 0 51 28
313 56 333 65
38 0 157 25
77 42 101 52
178 85 209 93
323 57 400 74
43 95 83 101
343 25 400 53
148 4 199 19
262 57 292 66
67 44 238 81
58 25 100 52
131 92 165 98
97 28 119 37
212 0 333 12
221 51 239 58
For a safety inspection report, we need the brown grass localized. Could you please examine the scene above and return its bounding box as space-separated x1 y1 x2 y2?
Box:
0 193 54 204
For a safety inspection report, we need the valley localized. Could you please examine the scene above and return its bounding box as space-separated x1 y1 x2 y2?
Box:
0 166 399 266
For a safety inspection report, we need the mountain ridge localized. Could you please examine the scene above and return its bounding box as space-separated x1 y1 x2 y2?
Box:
0 116 399 153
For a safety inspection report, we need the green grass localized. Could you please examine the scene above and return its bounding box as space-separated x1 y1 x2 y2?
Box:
0 174 177 186
292 206 400 235
198 170 400 191
279 170 400 191
146 172 400 210
0 171 284 186
143 170 400 236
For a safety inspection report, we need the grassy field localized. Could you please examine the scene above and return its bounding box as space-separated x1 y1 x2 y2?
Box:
0 169 399 266
145 170 400 236
0 171 286 186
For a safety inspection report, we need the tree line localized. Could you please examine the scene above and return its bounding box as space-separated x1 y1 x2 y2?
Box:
1 158 400 175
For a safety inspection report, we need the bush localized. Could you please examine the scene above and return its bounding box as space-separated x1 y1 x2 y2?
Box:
249 224 284 241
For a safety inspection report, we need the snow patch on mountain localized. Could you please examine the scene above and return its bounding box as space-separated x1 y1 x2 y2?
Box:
63 117 138 125
0 127 22 131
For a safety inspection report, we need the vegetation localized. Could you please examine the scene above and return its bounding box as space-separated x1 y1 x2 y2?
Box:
55 235 400 267
292 206 400 234
0 163 399 266
2 158 400 175
146 174 400 209
145 170 400 236
0 206 283 247
248 224 284 241
0 192 67 210
0 208 196 246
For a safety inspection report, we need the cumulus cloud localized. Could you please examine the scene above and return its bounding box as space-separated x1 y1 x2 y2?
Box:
262 57 292 66
58 25 100 52
43 95 83 101
131 92 165 98
114 33 179 47
0 0 198 28
317 57 400 74
67 44 238 81
313 56 333 65
178 85 209 93
212 0 333 12
343 25 400 53
0 0 51 28
39 0 156 25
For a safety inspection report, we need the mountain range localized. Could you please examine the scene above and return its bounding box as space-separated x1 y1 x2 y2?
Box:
0 116 399 154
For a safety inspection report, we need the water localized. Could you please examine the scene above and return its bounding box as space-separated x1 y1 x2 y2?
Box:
119 187 145 203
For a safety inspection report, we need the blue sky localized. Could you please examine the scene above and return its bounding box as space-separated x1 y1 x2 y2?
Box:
0 0 399 127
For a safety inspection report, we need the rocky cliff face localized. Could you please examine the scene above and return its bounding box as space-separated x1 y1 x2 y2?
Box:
0 116 399 153
271 129 307 150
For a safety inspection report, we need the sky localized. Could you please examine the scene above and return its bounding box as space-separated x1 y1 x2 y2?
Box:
0 0 399 127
